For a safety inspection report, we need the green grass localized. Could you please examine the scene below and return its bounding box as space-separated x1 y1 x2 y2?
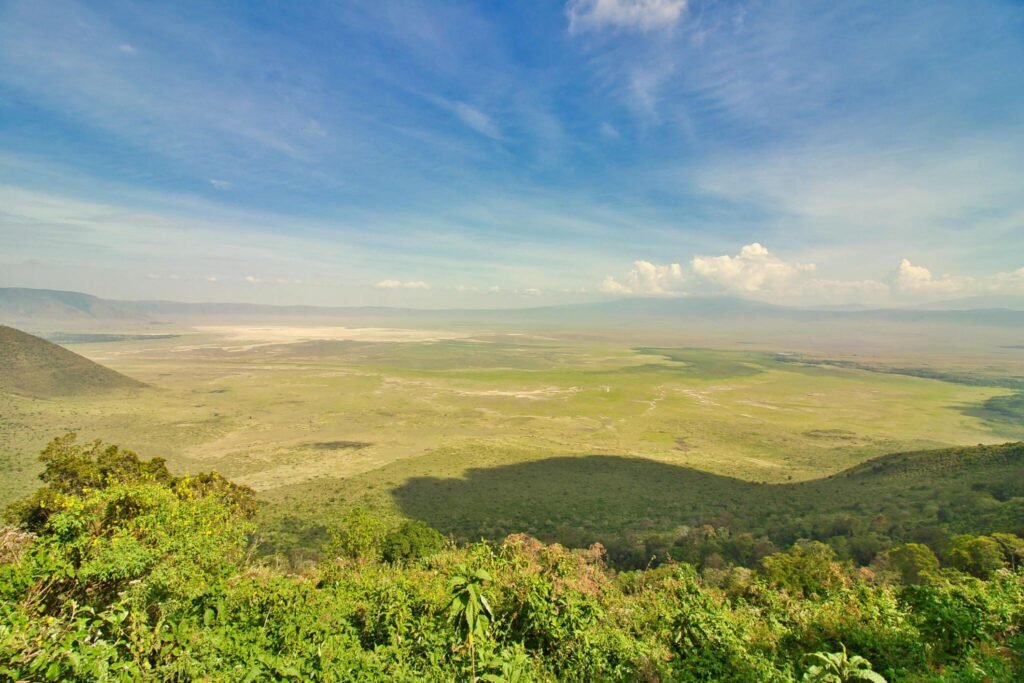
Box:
3 325 1023 547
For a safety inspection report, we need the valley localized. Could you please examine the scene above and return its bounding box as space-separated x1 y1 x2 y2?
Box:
3 318 1022 561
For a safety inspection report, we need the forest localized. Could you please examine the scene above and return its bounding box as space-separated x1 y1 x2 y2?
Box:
1 435 1021 681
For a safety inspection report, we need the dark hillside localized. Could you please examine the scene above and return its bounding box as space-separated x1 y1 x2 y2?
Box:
0 325 145 398
377 442 1024 567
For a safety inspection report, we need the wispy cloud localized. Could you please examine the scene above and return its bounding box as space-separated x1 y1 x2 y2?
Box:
375 279 430 290
566 0 687 34
426 97 505 141
1 1 1022 307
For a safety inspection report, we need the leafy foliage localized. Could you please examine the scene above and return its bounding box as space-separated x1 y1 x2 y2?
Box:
1 436 1022 681
6 433 256 532
382 520 446 563
802 645 886 682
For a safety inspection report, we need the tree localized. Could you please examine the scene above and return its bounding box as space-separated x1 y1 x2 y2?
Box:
990 532 1024 571
6 433 255 532
382 520 445 563
761 541 845 596
945 535 1005 579
880 543 939 585
329 507 387 561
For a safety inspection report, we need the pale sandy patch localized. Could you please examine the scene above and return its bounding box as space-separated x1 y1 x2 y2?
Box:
194 325 471 348
737 399 783 411
677 389 721 407
455 386 582 400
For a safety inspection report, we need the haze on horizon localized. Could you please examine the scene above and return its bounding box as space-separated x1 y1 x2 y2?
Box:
2 0 1023 309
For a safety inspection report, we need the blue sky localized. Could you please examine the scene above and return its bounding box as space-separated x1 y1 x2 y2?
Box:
1 0 1023 307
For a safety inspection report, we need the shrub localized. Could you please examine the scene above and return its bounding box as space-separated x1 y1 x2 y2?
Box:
382 520 445 563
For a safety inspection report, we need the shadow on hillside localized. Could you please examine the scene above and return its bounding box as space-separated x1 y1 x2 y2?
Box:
306 440 372 451
390 444 1023 550
958 392 1024 436
392 455 791 549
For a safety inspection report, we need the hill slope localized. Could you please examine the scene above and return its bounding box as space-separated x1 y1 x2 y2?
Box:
263 441 1024 567
0 325 145 397
0 287 144 322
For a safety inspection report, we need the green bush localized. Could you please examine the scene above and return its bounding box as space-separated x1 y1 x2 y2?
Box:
382 521 446 563
1 436 1021 681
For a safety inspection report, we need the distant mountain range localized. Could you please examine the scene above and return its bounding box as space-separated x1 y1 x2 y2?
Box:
907 294 1024 311
0 325 144 398
2 286 1023 329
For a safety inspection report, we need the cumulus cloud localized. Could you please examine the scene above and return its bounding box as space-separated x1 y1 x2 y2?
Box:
691 243 815 293
602 244 815 299
988 267 1024 292
892 259 966 295
603 245 1024 304
375 279 430 290
117 44 136 54
209 179 233 190
244 275 260 283
601 260 685 294
567 0 687 34
889 260 1024 298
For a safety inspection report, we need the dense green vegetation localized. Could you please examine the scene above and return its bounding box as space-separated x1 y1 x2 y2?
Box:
2 435 1022 681
264 443 1024 572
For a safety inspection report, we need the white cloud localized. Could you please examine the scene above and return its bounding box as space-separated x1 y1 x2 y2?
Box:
567 0 687 33
375 279 430 290
890 259 1024 299
601 259 685 294
117 43 136 54
603 246 1024 305
892 259 965 295
245 275 260 283
987 267 1024 293
600 122 621 139
452 102 502 140
691 243 815 293
521 288 543 296
206 275 218 282
209 179 233 190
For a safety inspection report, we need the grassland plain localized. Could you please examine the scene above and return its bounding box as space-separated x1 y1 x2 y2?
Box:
2 323 1023 547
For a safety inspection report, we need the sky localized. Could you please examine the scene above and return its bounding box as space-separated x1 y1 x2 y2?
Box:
1 0 1023 308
